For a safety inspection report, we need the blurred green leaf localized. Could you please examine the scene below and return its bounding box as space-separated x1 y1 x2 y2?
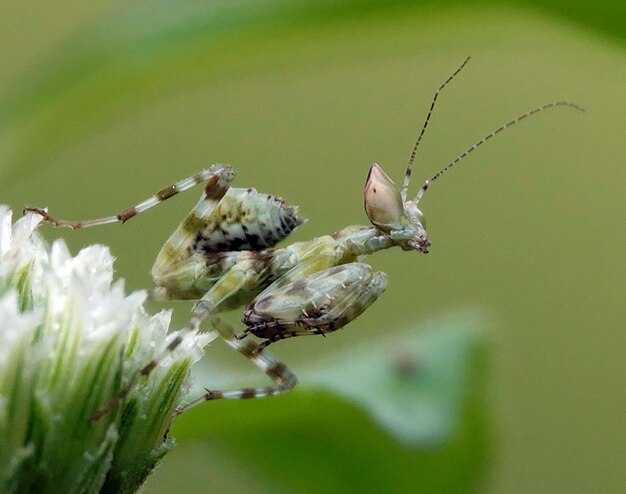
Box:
304 311 487 446
163 390 487 494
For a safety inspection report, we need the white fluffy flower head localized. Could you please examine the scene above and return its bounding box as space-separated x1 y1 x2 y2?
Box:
0 206 212 494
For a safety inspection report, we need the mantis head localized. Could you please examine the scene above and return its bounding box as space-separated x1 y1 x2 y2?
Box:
364 164 430 253
362 56 582 255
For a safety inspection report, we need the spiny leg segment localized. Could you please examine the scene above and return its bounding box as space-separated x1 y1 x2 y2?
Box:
24 164 235 229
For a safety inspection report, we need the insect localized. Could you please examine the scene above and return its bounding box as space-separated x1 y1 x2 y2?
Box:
25 57 582 420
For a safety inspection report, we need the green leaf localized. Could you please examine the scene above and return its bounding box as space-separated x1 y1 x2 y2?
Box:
304 310 488 446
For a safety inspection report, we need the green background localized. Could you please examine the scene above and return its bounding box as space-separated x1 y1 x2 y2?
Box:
2 1 624 493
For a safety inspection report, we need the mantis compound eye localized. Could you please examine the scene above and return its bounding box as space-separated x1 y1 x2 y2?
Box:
364 164 405 233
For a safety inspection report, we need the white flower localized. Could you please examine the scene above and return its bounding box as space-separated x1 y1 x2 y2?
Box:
0 206 213 494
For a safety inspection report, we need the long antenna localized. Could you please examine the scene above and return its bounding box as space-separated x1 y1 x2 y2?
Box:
414 100 584 203
401 56 470 202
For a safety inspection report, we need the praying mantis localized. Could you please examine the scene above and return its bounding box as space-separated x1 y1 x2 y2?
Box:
25 57 582 420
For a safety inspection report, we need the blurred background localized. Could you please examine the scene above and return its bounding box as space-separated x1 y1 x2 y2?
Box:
2 1 625 492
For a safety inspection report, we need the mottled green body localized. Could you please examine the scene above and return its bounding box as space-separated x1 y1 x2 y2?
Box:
152 171 392 318
146 164 395 412
148 162 393 332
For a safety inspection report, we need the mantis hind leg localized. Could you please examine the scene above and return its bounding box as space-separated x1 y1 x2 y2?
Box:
24 164 235 229
172 314 297 416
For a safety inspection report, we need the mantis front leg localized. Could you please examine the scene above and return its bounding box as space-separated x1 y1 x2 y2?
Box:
245 262 388 348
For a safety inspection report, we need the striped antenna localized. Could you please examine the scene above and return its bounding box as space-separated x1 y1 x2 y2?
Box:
401 56 470 202
414 100 584 203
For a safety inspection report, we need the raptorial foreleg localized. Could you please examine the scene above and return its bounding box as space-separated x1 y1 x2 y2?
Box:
245 262 388 348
